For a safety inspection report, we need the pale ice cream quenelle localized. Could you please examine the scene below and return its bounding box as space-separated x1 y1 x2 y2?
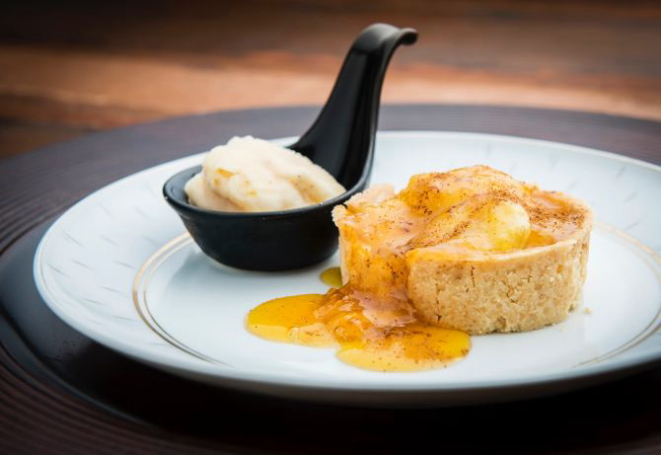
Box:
184 136 346 212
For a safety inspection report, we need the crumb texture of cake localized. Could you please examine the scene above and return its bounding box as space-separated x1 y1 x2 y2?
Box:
407 234 589 334
333 165 592 335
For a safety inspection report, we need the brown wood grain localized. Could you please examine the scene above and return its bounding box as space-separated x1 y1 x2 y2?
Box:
0 0 660 158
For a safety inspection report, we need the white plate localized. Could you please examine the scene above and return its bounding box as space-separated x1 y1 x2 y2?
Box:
34 132 661 407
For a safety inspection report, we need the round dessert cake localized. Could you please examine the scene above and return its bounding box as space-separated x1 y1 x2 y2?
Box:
333 165 592 335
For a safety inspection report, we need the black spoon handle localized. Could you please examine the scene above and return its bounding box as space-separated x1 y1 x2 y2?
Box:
290 24 418 188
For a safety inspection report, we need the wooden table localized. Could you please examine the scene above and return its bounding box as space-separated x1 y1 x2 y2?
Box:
1 0 661 158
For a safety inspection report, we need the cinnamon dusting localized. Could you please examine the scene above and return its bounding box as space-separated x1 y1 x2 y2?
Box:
246 165 589 371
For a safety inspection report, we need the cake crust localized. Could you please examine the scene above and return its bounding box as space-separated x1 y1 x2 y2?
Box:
333 167 593 335
406 208 591 334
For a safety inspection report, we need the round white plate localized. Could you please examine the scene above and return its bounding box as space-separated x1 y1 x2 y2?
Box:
34 132 661 407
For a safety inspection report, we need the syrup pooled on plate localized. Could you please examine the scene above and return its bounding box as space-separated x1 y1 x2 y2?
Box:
247 271 471 372
319 266 343 288
247 166 589 370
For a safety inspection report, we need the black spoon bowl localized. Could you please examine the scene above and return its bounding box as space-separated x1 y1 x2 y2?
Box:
164 24 417 271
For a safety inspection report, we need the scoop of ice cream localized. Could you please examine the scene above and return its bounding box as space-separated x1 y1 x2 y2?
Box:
184 136 346 212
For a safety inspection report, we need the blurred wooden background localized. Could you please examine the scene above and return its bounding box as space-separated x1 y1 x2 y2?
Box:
1 0 660 158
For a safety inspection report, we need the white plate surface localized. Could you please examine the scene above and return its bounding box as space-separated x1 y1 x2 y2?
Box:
34 132 661 406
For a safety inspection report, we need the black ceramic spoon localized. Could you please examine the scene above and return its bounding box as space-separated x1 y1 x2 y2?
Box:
164 23 417 271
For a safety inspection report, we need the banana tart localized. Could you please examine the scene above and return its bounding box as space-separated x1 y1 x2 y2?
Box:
333 165 592 335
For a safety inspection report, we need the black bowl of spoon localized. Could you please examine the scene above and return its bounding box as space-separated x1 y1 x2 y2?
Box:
164 23 417 271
